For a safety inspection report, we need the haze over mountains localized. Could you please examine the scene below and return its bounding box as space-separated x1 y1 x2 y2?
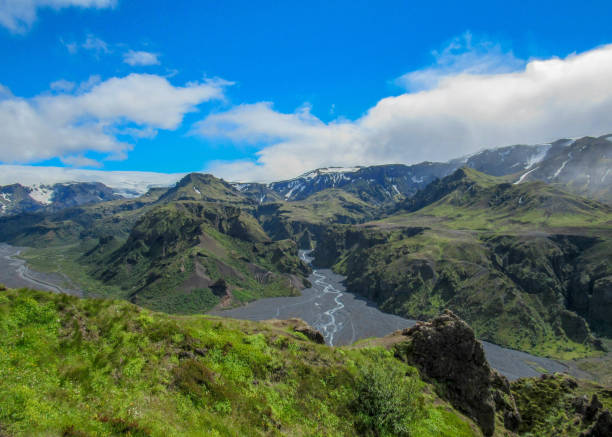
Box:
1 134 610 217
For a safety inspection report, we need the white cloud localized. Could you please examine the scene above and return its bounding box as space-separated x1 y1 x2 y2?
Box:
50 79 75 92
396 32 524 91
123 50 160 66
198 42 612 182
0 0 116 34
81 34 109 55
62 34 109 56
0 73 230 164
60 155 102 167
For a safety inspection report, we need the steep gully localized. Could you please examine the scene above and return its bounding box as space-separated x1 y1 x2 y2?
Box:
214 250 570 380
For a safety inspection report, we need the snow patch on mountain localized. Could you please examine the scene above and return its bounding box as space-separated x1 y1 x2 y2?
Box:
552 152 573 179
524 145 552 169
232 183 250 192
284 184 301 199
296 167 361 181
514 167 540 185
29 185 54 205
318 167 361 174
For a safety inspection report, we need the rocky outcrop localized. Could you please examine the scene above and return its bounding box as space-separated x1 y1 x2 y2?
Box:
393 310 520 436
589 276 612 333
582 410 612 437
580 395 612 437
294 324 325 344
265 318 326 344
560 309 592 343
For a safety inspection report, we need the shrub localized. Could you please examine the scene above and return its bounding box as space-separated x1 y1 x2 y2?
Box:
173 358 218 400
352 363 424 436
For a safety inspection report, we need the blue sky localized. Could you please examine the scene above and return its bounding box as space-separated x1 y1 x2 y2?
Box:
2 0 612 182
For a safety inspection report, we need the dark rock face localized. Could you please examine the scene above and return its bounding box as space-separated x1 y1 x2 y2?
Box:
265 318 325 344
394 310 519 436
589 277 612 332
585 395 603 421
294 325 325 344
560 309 592 343
210 279 229 297
582 410 612 437
581 395 612 437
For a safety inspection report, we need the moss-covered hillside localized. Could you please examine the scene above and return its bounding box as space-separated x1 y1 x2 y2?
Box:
0 287 483 437
313 169 612 359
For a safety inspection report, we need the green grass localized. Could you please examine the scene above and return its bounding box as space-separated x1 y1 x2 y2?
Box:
511 373 612 436
276 189 376 224
0 287 479 437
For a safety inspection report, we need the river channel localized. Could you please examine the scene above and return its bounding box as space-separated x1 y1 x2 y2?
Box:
212 250 569 380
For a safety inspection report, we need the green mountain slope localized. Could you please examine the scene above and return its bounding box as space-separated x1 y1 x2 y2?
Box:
83 200 309 313
0 174 311 314
395 167 611 231
159 173 253 206
314 169 612 358
255 188 379 250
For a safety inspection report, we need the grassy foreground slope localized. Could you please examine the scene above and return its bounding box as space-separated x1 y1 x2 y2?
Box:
0 287 479 437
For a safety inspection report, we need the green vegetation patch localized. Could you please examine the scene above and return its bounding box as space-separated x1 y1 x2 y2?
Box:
0 288 478 436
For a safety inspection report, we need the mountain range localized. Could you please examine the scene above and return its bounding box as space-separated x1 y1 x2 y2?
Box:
234 134 611 205
0 133 611 437
1 134 610 217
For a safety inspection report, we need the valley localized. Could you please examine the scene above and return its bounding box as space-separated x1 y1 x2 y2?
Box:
0 134 610 436
1 241 572 380
5 6 612 435
214 250 570 381
0 243 81 296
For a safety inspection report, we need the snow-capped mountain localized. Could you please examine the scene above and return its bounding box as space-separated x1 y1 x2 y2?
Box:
0 182 123 216
1 135 609 216
513 135 612 203
0 166 184 198
232 142 557 204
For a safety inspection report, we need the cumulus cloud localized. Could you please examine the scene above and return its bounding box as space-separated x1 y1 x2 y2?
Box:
0 0 115 34
198 42 612 182
396 32 524 91
123 50 160 66
0 73 230 164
